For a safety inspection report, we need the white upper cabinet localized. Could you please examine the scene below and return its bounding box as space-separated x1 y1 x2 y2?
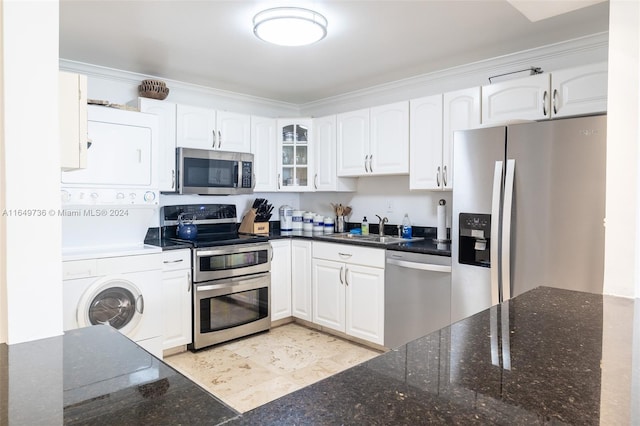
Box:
277 119 314 191
482 63 608 124
313 115 357 192
176 104 216 149
251 116 278 192
59 71 88 171
442 87 481 190
409 94 443 190
139 98 177 192
216 110 251 152
410 88 480 191
337 109 369 176
482 73 550 124
369 101 409 175
550 62 608 118
176 104 251 152
337 101 409 177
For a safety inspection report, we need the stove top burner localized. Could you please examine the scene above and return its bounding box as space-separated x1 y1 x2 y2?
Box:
161 203 270 248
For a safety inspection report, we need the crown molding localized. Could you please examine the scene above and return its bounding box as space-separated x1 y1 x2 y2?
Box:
60 31 608 116
58 59 299 112
299 32 609 114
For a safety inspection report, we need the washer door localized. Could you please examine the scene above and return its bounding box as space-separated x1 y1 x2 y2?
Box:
77 276 143 336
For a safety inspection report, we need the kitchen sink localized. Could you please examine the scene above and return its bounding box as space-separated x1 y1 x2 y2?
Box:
319 233 423 245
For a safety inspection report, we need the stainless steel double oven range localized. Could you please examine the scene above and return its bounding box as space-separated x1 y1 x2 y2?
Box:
161 204 272 351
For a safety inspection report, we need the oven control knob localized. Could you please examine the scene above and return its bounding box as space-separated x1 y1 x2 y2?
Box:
143 191 156 202
90 192 99 200
116 192 125 200
129 193 137 200
60 190 71 202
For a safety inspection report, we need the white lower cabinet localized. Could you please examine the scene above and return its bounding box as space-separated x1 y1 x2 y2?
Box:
312 242 384 345
161 249 192 350
291 239 313 321
270 240 292 321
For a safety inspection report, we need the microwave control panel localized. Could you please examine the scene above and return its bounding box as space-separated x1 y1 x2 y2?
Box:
241 162 253 188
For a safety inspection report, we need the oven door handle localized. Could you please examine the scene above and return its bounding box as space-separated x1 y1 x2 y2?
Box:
195 272 270 293
196 243 271 257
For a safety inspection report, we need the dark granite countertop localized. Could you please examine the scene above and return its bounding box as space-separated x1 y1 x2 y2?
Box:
268 229 451 257
232 287 639 425
3 287 637 425
1 325 239 425
145 223 451 256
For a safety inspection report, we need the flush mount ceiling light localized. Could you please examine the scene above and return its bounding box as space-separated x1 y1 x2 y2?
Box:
253 7 328 47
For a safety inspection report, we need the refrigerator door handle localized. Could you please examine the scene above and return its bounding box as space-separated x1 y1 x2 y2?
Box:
490 161 503 306
501 159 516 302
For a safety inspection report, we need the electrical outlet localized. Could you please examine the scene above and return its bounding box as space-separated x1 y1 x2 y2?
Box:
386 200 394 213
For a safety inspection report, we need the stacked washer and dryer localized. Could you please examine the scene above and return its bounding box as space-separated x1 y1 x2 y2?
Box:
61 105 164 358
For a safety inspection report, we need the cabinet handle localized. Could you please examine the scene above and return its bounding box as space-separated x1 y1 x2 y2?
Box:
542 90 548 116
218 130 222 149
339 266 344 284
552 89 558 115
172 170 175 189
163 259 184 264
137 149 142 163
187 271 192 292
443 165 448 187
338 252 353 258
364 155 369 173
369 155 373 173
277 173 281 189
436 166 441 187
314 174 318 189
212 130 217 148
345 268 350 286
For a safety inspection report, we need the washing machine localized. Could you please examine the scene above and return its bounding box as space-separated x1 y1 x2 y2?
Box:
63 249 163 358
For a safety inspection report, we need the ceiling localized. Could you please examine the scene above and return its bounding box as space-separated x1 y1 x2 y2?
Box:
59 0 610 105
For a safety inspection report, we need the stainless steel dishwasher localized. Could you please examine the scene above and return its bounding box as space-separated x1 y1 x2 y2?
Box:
384 250 452 349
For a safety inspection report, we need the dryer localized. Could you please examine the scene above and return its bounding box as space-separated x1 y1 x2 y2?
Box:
63 251 163 358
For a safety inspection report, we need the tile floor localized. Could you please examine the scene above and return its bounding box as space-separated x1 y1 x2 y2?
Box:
164 323 381 413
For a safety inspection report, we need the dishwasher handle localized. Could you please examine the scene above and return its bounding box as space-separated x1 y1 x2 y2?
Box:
386 258 451 273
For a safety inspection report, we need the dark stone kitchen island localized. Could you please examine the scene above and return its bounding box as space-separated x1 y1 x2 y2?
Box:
1 287 638 425
231 287 639 425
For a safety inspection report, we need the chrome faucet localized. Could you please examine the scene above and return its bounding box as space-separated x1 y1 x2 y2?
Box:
375 215 388 236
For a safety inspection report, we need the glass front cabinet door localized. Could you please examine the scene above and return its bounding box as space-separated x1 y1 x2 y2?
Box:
277 119 314 192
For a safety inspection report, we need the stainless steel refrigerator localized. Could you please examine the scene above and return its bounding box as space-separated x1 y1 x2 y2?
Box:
451 115 606 323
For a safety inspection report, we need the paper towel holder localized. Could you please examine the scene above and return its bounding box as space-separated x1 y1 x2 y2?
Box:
435 199 450 243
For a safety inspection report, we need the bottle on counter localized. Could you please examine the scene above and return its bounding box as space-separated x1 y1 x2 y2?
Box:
361 217 369 235
401 213 412 239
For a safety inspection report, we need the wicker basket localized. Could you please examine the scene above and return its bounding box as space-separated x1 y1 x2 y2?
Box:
138 79 170 100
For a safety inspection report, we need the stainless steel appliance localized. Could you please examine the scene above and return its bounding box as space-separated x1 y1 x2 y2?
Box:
384 250 451 349
451 115 606 323
176 148 255 195
161 204 271 350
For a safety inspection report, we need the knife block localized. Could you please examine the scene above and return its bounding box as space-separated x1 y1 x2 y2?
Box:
239 209 269 235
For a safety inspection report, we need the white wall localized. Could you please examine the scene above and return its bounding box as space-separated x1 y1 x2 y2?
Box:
300 177 452 230
0 0 6 344
1 1 63 343
603 0 640 298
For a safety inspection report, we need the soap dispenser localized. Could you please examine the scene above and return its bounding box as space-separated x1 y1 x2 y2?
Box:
361 217 369 236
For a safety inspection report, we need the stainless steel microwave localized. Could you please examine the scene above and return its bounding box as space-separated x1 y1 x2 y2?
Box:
177 148 254 195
